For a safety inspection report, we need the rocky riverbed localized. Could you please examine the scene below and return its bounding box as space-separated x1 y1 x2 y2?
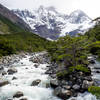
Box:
46 56 96 100
0 52 98 100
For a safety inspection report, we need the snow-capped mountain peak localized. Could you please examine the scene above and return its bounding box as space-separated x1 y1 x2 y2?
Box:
12 6 95 40
68 9 91 24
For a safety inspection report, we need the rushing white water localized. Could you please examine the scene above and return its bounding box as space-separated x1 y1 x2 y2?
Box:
0 54 61 100
0 54 99 100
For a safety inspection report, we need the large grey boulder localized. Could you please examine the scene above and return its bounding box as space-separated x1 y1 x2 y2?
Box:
50 79 59 88
7 68 17 75
54 87 72 99
82 80 94 90
0 79 9 87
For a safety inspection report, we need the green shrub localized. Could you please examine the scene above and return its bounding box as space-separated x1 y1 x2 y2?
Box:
56 70 68 79
69 65 89 73
88 86 100 98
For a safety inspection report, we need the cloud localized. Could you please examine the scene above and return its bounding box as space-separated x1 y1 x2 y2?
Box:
0 0 99 18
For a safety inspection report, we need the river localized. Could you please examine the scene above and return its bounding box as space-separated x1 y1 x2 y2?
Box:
0 54 99 100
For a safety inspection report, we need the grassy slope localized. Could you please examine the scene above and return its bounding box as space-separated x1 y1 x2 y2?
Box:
0 14 50 56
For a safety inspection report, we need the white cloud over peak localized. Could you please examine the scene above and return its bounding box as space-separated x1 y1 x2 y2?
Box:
0 0 100 19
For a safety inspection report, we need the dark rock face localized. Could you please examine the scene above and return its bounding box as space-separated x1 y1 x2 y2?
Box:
31 79 41 86
13 91 24 98
34 25 60 40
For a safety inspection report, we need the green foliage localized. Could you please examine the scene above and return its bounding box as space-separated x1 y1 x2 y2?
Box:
47 35 90 67
86 24 100 41
0 14 51 57
56 70 68 79
0 32 50 56
88 86 100 98
88 41 100 57
69 65 89 73
85 23 100 57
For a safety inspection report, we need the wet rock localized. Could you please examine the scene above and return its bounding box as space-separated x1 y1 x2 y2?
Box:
45 70 52 74
0 80 9 87
50 74 57 78
46 83 50 88
2 71 7 75
78 72 84 76
13 91 24 98
7 98 13 100
61 80 69 85
31 79 41 86
7 68 17 75
96 71 100 73
54 87 72 99
0 66 4 70
63 85 71 90
72 84 80 90
20 98 27 100
54 87 62 96
89 60 95 64
82 80 94 90
34 64 39 68
76 79 82 84
61 90 72 98
84 76 92 81
33 58 40 63
50 79 59 88
12 76 17 80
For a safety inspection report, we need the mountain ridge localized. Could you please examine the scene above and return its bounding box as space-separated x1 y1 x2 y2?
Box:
0 4 31 31
13 6 95 40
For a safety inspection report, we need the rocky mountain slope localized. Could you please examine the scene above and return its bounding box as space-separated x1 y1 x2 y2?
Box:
0 4 31 31
13 6 95 40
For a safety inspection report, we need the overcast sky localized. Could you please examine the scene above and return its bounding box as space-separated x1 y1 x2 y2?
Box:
0 0 99 19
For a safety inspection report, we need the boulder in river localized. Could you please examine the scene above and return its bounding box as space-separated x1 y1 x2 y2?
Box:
7 98 13 100
0 79 9 87
33 58 40 63
7 68 17 75
34 64 39 68
13 91 24 98
54 87 72 99
50 79 59 88
31 79 41 86
12 76 17 80
0 66 4 70
82 80 94 90
2 71 7 75
20 98 27 100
